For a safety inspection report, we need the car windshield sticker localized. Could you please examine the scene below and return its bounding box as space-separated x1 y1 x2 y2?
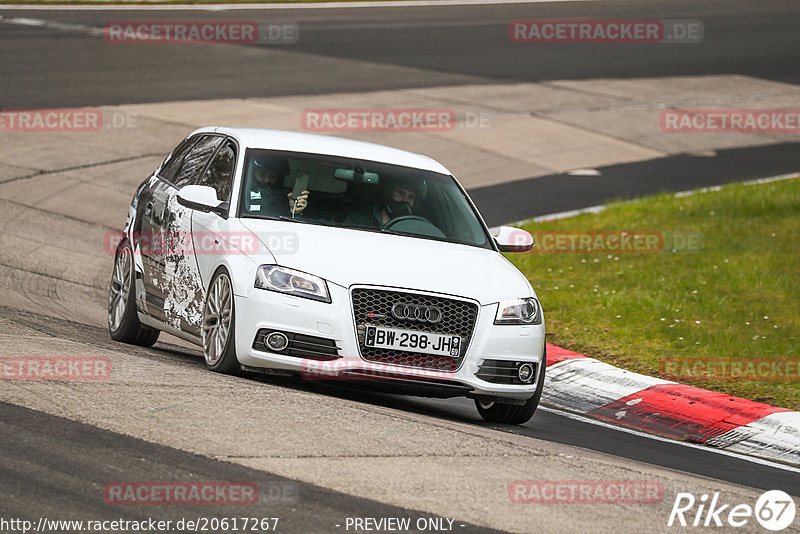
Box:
250 191 261 200
251 204 261 211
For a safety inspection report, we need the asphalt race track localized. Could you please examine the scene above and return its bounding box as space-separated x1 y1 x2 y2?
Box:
1 0 799 107
0 401 505 534
1 1 799 533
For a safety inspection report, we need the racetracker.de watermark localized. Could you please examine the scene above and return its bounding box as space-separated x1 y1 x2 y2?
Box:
524 230 703 254
301 108 456 132
299 355 457 382
0 109 138 132
661 358 800 382
104 231 298 256
104 20 298 44
509 480 664 504
510 19 703 43
300 356 452 381
660 109 800 133
1 357 112 381
104 482 259 506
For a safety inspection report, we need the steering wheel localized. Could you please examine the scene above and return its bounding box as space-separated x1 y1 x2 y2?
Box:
384 215 429 228
383 215 446 238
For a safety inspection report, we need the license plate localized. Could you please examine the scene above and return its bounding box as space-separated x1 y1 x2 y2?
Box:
364 326 461 357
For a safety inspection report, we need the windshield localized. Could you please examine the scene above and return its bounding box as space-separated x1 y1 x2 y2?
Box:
238 149 493 249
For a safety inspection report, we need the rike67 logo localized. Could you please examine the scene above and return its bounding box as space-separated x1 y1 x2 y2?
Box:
668 490 796 531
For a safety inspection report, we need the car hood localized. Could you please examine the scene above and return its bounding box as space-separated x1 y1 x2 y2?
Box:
239 219 533 305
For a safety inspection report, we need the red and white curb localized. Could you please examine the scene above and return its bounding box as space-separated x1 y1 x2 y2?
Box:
542 343 800 467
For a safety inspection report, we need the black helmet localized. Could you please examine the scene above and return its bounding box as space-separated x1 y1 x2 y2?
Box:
253 158 289 175
388 177 427 201
384 177 427 218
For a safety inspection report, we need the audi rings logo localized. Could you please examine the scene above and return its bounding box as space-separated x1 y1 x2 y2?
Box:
391 303 443 323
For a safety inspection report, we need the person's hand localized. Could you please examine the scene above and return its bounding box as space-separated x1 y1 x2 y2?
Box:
288 190 309 214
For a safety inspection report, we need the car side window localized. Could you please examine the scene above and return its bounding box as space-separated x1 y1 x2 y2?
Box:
173 135 224 188
159 135 200 183
197 142 236 202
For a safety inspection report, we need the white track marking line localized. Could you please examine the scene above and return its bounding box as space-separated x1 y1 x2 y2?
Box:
1 16 103 35
529 204 606 223
525 171 799 223
674 171 800 197
539 405 800 474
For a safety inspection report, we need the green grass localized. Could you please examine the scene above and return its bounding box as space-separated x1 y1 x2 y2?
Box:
508 176 800 410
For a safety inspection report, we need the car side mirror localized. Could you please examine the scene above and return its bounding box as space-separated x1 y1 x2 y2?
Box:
177 185 227 218
494 226 534 253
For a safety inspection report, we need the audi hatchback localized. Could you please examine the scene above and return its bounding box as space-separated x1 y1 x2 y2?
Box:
108 127 545 424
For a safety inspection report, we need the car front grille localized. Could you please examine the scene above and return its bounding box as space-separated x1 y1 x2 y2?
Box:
351 287 479 372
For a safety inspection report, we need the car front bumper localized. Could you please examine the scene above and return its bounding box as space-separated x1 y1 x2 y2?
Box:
234 283 545 401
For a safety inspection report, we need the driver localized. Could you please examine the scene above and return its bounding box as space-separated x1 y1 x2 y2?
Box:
247 158 309 216
344 178 424 228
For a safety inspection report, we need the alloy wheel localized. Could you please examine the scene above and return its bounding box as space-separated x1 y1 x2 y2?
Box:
203 274 233 366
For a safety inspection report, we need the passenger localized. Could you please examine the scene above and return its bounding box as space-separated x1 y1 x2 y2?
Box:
247 158 309 216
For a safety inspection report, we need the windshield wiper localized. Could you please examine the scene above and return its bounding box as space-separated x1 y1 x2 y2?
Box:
277 216 328 227
335 222 384 233
378 227 411 237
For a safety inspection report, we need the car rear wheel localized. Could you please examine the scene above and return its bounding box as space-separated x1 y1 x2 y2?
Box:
108 241 160 347
202 269 241 375
475 349 546 425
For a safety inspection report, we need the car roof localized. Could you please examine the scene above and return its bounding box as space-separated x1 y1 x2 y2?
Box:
190 127 452 175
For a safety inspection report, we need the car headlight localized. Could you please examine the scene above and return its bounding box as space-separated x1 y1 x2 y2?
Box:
255 265 331 303
494 297 542 325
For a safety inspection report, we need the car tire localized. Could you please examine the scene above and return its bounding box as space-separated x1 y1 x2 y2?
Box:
202 268 241 376
475 348 546 425
108 241 160 347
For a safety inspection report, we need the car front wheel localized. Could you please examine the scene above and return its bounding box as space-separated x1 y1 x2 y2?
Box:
202 269 241 375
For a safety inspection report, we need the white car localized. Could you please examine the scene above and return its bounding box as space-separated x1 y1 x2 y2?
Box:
108 127 545 424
